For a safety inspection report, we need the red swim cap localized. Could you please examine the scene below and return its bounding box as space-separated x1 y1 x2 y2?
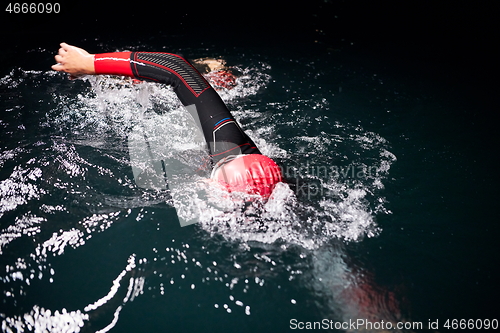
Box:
211 155 283 198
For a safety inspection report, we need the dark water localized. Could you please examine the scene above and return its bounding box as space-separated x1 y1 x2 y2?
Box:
1 2 498 332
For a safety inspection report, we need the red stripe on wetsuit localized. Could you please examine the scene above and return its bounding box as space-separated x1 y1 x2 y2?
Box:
94 52 133 76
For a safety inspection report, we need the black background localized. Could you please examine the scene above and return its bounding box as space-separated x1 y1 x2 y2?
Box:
2 1 496 107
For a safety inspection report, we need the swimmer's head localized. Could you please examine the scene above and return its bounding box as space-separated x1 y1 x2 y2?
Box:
211 154 283 199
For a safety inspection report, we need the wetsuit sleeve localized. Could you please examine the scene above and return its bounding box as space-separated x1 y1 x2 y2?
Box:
94 52 134 77
93 52 261 163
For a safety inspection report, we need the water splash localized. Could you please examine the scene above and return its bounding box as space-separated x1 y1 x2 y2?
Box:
42 59 395 247
1 62 396 249
1 58 398 332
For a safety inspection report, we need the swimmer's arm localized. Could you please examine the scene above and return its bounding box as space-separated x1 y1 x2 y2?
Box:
51 43 207 104
52 43 135 78
51 43 95 79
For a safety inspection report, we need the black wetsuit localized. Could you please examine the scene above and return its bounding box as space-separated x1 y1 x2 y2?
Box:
94 52 261 164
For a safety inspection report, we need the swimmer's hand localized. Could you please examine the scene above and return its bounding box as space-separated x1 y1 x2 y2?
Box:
51 43 95 79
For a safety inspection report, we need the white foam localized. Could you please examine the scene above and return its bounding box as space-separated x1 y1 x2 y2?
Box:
5 64 395 251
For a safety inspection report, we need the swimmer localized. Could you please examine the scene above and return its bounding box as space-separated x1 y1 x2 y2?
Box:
52 43 283 198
